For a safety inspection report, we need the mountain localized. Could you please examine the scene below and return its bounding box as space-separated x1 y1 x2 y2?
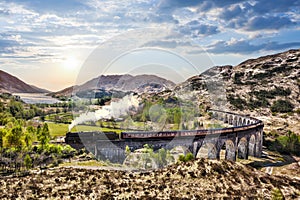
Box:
175 49 300 134
50 74 175 97
48 85 75 97
0 70 50 93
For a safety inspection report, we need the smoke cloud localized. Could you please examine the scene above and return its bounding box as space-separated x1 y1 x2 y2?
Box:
69 94 139 131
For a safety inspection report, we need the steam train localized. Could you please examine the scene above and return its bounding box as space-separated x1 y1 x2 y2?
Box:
120 121 263 139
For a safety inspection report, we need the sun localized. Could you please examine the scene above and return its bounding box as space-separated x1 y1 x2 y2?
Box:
63 56 79 70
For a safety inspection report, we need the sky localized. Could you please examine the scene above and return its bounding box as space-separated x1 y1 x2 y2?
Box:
0 0 299 91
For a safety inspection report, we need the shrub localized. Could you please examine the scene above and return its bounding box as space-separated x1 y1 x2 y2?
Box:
178 154 185 162
250 87 291 101
125 145 131 156
178 153 194 162
227 95 247 110
233 72 244 84
268 131 300 156
185 153 194 161
48 144 63 155
270 100 294 113
248 98 269 109
271 188 283 200
61 145 76 158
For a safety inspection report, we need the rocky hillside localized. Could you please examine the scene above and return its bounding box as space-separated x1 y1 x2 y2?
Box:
176 49 300 134
0 70 49 93
228 49 299 133
1 159 299 199
50 74 175 97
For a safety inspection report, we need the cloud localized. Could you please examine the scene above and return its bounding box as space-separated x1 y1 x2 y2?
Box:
219 4 243 21
207 39 300 54
197 24 219 35
142 40 182 49
0 33 22 53
207 40 263 54
218 1 300 31
197 1 214 12
0 8 10 15
179 20 219 37
11 0 89 13
158 0 202 10
264 42 300 51
141 40 193 49
251 0 300 14
0 40 19 53
246 16 296 31
158 0 246 11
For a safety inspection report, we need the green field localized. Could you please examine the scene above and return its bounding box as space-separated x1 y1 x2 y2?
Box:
47 122 123 137
48 123 69 137
45 113 74 123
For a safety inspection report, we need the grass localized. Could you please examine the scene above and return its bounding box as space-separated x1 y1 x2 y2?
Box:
47 122 124 137
48 123 69 137
60 160 108 167
45 112 74 123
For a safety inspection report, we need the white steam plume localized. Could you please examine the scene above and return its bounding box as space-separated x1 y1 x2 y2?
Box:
69 94 139 131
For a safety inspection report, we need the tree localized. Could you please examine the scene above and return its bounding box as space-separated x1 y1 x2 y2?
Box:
24 154 32 170
0 113 13 125
0 128 7 149
286 130 299 153
38 123 51 148
24 126 36 148
16 119 25 127
173 108 181 128
157 148 167 167
5 125 24 149
8 100 24 118
40 111 46 121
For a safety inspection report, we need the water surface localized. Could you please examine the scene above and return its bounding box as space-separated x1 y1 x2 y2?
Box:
13 93 62 104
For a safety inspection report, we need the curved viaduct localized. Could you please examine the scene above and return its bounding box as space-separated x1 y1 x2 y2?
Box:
95 110 264 163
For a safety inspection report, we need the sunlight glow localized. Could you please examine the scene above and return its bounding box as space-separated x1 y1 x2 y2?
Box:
63 56 80 70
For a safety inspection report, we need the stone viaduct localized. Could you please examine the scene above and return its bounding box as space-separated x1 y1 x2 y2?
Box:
94 110 264 163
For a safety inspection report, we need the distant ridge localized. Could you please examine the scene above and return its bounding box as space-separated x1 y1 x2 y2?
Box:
49 74 175 97
0 70 50 93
